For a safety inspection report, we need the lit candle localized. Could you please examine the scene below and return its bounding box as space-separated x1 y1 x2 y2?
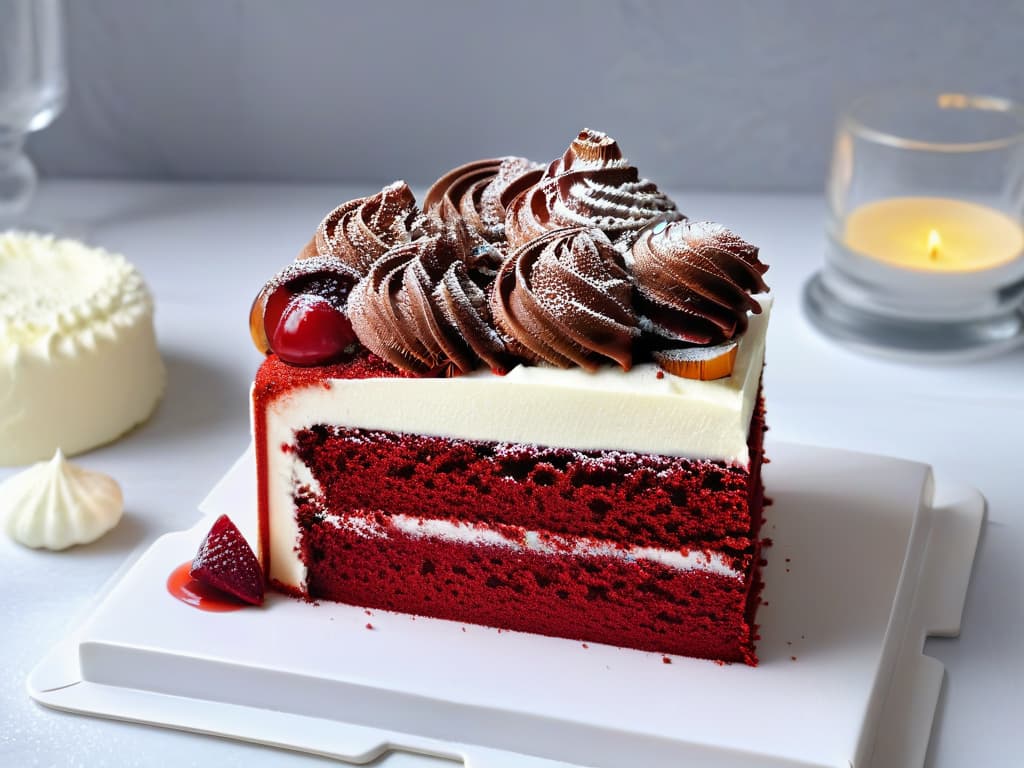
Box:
927 229 940 261
844 197 1023 273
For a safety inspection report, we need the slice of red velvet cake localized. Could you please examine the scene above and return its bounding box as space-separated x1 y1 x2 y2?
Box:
249 129 771 664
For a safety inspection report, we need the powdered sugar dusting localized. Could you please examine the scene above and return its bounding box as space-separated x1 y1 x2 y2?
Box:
505 130 683 251
493 227 638 370
630 219 769 346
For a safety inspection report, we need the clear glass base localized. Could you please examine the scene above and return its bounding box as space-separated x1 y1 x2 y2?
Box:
803 271 1024 361
0 131 37 219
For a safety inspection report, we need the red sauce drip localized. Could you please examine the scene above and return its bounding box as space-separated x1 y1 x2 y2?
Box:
166 561 247 612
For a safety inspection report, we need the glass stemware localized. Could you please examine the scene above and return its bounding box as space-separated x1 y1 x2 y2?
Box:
0 0 66 226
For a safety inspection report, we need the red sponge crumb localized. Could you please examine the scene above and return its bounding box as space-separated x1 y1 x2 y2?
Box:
294 427 758 552
191 515 265 605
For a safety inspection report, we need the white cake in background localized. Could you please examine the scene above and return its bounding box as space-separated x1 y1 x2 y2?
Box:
0 232 165 465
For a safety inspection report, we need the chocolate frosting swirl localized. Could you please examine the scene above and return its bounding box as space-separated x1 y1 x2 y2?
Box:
424 156 543 249
631 220 769 345
505 129 683 251
491 227 638 371
347 219 509 375
300 181 419 275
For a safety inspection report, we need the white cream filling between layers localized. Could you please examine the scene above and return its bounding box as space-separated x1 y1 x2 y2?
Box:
259 300 769 590
321 511 742 579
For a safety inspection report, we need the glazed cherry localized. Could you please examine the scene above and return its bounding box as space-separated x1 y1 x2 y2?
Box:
262 282 297 351
271 294 356 366
249 257 360 359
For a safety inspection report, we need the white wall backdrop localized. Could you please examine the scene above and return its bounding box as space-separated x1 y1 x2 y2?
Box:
29 0 1024 191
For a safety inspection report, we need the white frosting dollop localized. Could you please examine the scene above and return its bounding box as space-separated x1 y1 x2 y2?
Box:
1 449 124 550
0 231 165 465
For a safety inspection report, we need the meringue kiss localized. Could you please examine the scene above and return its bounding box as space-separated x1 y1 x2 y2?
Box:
1 449 124 550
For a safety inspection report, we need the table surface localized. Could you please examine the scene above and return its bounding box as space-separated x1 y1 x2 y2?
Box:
1 180 1021 768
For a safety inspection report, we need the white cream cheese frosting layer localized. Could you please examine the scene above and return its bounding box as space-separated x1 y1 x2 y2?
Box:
259 301 769 590
0 232 165 465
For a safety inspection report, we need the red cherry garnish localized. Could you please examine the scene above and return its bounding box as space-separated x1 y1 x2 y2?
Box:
249 256 360 358
190 514 264 606
271 294 356 366
262 282 296 351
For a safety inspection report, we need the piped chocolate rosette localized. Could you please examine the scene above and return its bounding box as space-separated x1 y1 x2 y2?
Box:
491 227 637 372
505 129 683 251
631 220 768 379
423 157 543 247
249 129 768 381
347 217 509 376
299 181 419 274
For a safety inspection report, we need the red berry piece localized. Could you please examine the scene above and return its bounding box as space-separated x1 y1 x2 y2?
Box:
262 283 295 349
248 256 360 359
271 294 356 365
190 514 265 606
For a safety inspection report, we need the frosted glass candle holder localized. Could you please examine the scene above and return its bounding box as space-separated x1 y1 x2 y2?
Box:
804 90 1024 358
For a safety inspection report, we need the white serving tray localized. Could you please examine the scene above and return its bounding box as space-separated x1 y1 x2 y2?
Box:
28 442 983 768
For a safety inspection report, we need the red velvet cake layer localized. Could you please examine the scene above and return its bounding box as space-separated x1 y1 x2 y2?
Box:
292 426 757 553
280 399 765 664
253 354 767 664
302 515 759 662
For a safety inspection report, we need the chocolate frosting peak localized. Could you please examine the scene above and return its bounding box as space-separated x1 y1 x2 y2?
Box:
347 218 508 375
491 227 638 371
424 157 543 249
301 181 419 275
505 129 683 252
552 128 624 172
631 220 769 345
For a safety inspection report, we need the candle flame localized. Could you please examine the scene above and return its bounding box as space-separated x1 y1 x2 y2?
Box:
927 229 941 260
